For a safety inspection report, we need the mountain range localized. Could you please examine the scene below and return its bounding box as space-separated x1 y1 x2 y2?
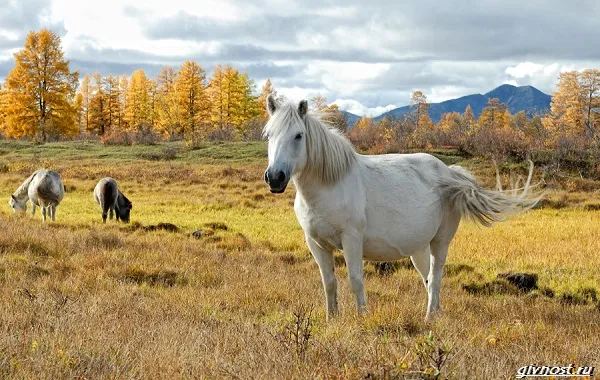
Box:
342 84 552 126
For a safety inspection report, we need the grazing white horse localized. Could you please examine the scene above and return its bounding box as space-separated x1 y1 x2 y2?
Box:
9 169 65 222
263 95 539 321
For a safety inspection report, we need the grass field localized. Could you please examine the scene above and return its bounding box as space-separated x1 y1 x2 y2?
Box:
0 141 599 379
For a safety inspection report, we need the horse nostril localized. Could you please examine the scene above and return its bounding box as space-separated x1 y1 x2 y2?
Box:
277 171 286 183
264 170 269 184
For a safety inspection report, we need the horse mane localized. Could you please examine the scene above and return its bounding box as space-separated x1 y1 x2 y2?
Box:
13 169 41 200
301 113 357 185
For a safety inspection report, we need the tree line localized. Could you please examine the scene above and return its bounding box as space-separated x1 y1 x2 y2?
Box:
347 70 600 166
1 28 599 171
0 29 281 143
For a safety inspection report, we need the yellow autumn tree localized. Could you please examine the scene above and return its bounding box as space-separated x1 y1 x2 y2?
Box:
234 73 260 137
104 75 122 134
209 65 240 131
309 96 347 133
409 91 436 147
477 98 510 130
118 75 129 131
78 74 92 132
0 83 7 133
88 73 107 135
124 69 151 131
543 71 584 144
437 112 463 146
409 90 433 130
325 104 348 133
348 116 376 150
73 92 84 134
1 29 79 140
155 66 180 138
175 61 209 140
579 69 600 140
471 98 525 159
257 78 277 119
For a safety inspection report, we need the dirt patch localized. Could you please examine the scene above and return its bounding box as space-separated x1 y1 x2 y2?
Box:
203 222 228 231
142 223 180 233
115 268 185 287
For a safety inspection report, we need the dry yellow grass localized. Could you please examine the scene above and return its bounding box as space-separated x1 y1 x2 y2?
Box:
0 142 599 379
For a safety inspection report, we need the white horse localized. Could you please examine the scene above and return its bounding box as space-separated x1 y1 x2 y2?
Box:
9 169 65 222
263 95 539 321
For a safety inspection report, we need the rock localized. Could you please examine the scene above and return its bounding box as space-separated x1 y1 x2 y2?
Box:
191 228 214 239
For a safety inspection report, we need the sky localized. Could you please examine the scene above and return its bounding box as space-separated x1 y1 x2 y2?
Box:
1 0 600 117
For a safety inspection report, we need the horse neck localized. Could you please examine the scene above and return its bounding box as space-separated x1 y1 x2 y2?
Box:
13 171 39 199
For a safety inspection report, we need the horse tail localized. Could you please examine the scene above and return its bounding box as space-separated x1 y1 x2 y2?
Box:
36 173 63 205
440 165 542 227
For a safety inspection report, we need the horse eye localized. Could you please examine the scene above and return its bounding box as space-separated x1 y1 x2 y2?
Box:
295 133 303 140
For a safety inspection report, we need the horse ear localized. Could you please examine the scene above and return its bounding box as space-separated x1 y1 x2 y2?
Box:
128 202 132 210
298 100 308 118
266 94 279 116
11 194 16 200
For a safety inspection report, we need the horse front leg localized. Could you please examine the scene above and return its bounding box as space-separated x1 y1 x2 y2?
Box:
50 205 56 221
41 207 47 222
306 235 338 320
342 231 367 314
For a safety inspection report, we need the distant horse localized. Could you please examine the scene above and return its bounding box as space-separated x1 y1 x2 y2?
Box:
263 95 540 321
93 178 132 223
9 169 65 222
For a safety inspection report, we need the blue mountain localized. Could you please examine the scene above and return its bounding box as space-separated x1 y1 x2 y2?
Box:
342 84 551 126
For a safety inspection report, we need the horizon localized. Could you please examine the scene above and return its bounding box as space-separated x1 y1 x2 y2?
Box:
2 1 600 117
337 83 550 118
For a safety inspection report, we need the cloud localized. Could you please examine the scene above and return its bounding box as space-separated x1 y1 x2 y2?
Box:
3 0 600 109
505 62 546 78
0 0 65 49
331 99 397 117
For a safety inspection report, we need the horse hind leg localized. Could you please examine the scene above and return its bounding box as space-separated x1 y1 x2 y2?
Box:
425 210 461 322
426 240 449 321
30 204 36 217
410 245 431 290
41 207 47 222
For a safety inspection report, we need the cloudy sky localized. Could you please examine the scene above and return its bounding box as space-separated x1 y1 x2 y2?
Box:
1 0 599 116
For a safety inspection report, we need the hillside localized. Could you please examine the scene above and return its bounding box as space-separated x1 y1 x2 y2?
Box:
343 84 552 126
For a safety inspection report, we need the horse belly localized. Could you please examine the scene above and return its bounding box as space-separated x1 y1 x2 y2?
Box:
362 207 441 261
363 238 410 260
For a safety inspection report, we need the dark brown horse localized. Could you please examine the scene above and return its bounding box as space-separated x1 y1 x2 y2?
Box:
93 178 132 223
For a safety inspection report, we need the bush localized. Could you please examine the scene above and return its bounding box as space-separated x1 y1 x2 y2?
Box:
133 123 160 145
207 125 237 142
100 129 134 146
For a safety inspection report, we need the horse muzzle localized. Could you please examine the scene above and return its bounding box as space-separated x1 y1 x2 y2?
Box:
264 168 289 194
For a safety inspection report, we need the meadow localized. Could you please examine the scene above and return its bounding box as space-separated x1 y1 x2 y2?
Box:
0 141 599 379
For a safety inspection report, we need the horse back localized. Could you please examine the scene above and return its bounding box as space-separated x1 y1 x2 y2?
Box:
31 170 64 205
95 178 118 211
